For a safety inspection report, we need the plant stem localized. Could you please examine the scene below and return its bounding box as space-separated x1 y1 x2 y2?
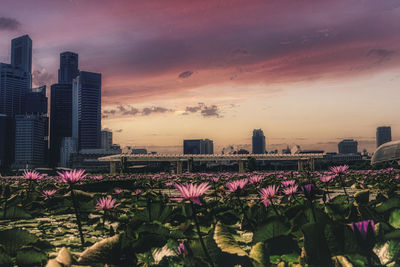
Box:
339 174 350 203
70 186 85 248
190 202 214 267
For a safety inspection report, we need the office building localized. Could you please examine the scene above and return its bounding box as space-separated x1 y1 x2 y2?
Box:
25 86 47 114
376 126 392 148
252 129 266 154
58 52 79 84
183 139 214 154
11 35 32 74
14 114 48 169
59 137 77 168
338 139 358 154
50 83 73 165
101 130 112 150
0 114 14 170
72 71 102 149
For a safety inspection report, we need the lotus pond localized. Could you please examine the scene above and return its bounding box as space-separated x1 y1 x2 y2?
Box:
1 166 400 266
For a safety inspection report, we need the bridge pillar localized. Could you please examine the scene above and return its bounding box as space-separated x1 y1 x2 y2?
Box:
309 158 315 171
187 160 193 172
110 162 117 175
238 160 245 173
120 157 128 174
177 161 183 174
297 160 304 171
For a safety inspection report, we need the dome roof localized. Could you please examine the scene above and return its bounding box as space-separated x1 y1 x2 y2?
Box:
371 140 400 164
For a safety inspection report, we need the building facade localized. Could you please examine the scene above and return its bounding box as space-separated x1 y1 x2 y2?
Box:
58 52 79 84
252 129 266 154
11 35 32 86
101 130 112 150
183 139 214 154
338 139 358 154
376 126 392 148
72 71 102 150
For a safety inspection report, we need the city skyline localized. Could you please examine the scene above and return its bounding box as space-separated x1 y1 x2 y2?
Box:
1 0 399 153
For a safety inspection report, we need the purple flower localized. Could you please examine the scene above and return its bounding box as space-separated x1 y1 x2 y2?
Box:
330 165 349 175
226 179 248 193
320 175 335 183
281 180 296 187
57 169 87 184
259 185 279 207
301 184 314 194
23 170 43 181
43 189 57 198
350 220 375 240
175 242 189 256
283 185 298 199
96 196 120 211
174 183 211 205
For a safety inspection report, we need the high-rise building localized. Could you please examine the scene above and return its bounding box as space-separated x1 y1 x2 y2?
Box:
14 114 48 169
0 114 14 170
25 86 47 114
72 71 102 149
183 139 214 154
59 137 77 168
377 126 392 148
338 139 358 154
0 63 30 117
58 52 79 84
11 35 32 74
49 83 73 166
101 130 112 150
252 129 266 154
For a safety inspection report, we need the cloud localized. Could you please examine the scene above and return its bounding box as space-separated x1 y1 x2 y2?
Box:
32 69 55 87
102 105 174 119
115 129 123 133
367 48 395 63
178 70 193 79
0 17 20 31
183 103 222 118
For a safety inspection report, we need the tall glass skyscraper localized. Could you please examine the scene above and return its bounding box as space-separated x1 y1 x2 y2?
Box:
72 71 102 149
252 129 266 154
376 126 392 148
58 52 79 84
11 35 32 87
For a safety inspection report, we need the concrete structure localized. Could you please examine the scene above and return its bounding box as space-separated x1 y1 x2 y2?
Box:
70 147 122 172
252 129 266 154
99 153 324 174
58 52 79 84
101 130 112 150
338 139 358 154
183 139 213 154
14 114 48 169
0 114 14 170
72 71 102 149
376 126 392 148
371 140 400 165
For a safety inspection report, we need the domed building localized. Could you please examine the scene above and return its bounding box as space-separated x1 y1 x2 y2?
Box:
371 140 400 164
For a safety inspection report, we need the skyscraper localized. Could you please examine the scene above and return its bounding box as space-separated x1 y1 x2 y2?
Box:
377 126 392 147
183 139 214 154
11 35 32 74
252 129 266 154
72 71 102 149
14 114 48 169
101 130 113 150
0 114 14 170
50 83 73 165
25 86 47 114
338 139 358 154
58 52 79 84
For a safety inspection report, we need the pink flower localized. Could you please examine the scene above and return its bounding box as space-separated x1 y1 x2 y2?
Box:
329 165 349 175
281 180 296 187
175 242 188 256
114 188 123 194
259 185 279 207
57 169 87 184
96 196 120 211
23 170 43 181
249 175 263 184
93 175 103 180
43 189 57 198
283 185 298 199
226 179 248 193
320 175 335 183
174 182 210 205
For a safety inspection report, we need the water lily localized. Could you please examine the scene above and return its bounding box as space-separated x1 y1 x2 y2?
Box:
174 182 210 205
226 179 248 193
96 196 120 211
57 169 87 184
43 189 57 198
351 220 375 240
259 185 279 207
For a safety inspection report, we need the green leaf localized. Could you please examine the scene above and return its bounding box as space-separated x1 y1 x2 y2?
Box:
16 246 47 267
0 229 38 256
302 223 332 266
0 206 32 219
354 190 369 205
213 221 247 257
389 209 400 229
376 197 400 213
344 254 368 267
281 253 299 263
249 242 268 267
0 250 12 267
384 230 400 240
253 219 290 243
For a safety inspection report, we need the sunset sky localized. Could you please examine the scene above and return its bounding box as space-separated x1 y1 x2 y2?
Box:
1 0 399 153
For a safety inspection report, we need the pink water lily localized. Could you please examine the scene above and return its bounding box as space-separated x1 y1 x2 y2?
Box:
43 189 57 198
283 185 298 199
57 169 87 184
350 220 375 240
320 175 335 183
96 196 120 211
174 182 210 205
281 180 296 187
23 170 43 181
259 185 279 207
330 165 349 175
226 179 248 193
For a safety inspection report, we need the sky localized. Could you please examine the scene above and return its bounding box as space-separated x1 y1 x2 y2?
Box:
1 0 400 153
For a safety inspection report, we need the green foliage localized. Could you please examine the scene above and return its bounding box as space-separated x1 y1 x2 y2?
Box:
389 209 400 229
0 229 38 256
15 246 47 267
